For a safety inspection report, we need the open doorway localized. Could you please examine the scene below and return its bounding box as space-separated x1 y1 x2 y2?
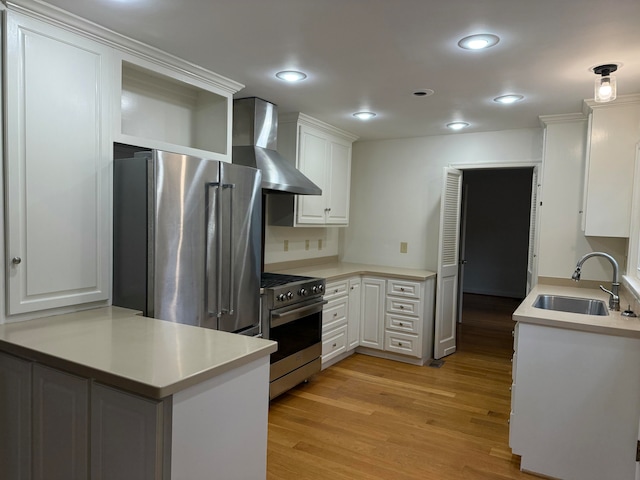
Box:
457 167 534 354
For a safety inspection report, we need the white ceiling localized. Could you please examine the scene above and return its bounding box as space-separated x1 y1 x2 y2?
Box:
41 0 640 141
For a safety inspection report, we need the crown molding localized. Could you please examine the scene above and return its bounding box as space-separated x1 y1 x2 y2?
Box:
539 113 586 127
6 0 245 95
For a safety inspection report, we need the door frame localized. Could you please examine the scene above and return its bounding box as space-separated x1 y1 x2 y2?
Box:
435 161 542 358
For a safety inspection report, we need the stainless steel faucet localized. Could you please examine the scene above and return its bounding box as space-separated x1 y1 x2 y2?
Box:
571 252 620 311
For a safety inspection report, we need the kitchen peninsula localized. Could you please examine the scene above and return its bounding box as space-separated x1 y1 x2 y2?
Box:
0 306 277 479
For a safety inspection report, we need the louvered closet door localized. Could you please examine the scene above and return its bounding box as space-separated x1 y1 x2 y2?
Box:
526 166 540 294
434 168 462 359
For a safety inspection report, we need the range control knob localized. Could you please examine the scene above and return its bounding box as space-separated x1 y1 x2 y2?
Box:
299 288 308 296
317 284 324 293
312 285 319 294
277 293 287 302
286 291 294 300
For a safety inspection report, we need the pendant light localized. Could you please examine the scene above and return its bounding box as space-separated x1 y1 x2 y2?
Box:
593 64 618 103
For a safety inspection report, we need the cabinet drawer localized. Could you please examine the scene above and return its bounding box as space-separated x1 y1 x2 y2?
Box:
386 297 421 317
323 297 348 330
322 325 347 363
386 279 422 300
324 280 348 300
511 353 517 382
385 313 419 334
384 330 420 357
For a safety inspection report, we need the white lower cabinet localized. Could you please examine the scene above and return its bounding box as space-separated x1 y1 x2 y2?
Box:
321 279 350 368
321 275 435 367
510 322 640 480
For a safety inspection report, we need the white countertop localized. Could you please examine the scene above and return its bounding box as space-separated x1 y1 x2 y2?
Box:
513 284 640 338
268 261 436 282
0 307 277 399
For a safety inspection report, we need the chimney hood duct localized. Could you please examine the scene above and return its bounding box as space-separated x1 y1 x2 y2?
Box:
232 97 321 195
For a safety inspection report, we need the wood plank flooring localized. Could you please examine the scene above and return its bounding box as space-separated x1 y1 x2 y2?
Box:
267 294 539 480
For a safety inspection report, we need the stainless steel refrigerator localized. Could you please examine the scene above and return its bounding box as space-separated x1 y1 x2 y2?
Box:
113 147 262 335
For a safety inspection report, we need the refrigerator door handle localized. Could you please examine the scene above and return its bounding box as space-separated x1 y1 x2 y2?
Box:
206 182 222 320
222 183 236 315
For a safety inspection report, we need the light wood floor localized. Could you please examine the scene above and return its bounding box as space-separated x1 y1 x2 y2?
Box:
267 294 539 480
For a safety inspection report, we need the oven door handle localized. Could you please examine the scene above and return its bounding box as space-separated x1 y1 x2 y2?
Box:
271 300 328 328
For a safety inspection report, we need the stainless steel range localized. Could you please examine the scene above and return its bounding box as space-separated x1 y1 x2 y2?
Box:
261 273 326 399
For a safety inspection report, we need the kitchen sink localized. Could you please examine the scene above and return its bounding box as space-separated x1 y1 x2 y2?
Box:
532 294 609 316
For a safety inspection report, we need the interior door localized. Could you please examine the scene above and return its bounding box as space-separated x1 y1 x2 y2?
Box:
456 182 469 324
526 166 540 293
434 167 463 359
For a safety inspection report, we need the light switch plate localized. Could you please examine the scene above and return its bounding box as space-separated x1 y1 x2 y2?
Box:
400 242 408 253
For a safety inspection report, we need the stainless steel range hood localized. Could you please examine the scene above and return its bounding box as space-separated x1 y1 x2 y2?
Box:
232 97 321 195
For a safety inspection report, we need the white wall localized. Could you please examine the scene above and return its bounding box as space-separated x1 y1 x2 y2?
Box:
341 128 544 271
537 117 627 281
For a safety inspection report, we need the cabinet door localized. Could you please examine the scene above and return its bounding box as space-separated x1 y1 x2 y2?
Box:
347 278 361 349
584 102 640 237
32 365 89 480
91 383 170 480
0 352 32 480
325 140 351 224
359 278 386 350
296 126 328 224
5 12 112 314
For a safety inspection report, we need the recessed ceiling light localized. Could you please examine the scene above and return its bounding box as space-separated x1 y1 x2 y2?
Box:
447 122 469 131
458 34 500 50
493 94 524 104
275 70 307 82
353 111 376 120
413 89 435 97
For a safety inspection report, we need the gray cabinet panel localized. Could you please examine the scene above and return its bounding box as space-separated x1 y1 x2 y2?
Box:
0 352 32 480
32 365 89 480
91 383 171 480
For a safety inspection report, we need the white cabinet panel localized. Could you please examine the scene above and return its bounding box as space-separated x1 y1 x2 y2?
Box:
583 98 640 237
5 11 111 314
510 322 640 479
359 277 386 350
347 278 362 350
326 141 351 224
297 127 330 224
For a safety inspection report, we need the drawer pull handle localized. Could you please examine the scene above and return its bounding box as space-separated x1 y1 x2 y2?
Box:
332 343 337 348
399 322 404 326
400 287 405 291
398 342 403 346
399 305 404 309
333 313 338 317
334 289 339 293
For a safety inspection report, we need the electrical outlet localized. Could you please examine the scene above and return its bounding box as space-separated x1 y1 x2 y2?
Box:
305 240 309 251
318 239 323 250
400 242 408 254
284 240 289 252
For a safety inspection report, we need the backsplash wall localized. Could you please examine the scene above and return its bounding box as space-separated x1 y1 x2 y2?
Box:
264 224 339 264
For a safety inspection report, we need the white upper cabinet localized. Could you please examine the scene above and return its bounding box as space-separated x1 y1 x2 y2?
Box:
3 2 244 318
5 10 112 314
583 96 640 237
269 113 358 227
114 55 241 162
